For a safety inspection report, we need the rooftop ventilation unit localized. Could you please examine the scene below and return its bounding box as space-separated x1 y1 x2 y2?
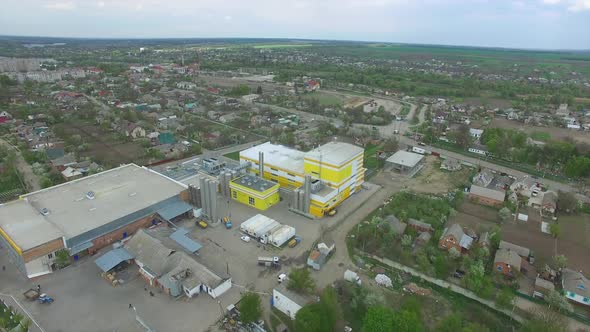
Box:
129 192 137 197
86 191 96 200
40 208 50 216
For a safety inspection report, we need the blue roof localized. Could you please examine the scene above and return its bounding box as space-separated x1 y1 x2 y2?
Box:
70 241 94 255
94 248 134 272
170 228 202 253
157 197 193 221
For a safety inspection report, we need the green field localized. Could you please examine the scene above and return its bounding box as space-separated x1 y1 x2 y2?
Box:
253 44 312 49
301 92 344 106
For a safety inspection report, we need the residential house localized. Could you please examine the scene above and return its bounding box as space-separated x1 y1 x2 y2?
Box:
541 191 558 215
125 123 147 139
408 218 434 233
416 232 432 246
494 248 524 277
473 170 494 187
61 167 83 181
50 153 77 172
272 284 315 319
438 224 473 253
498 241 531 259
469 128 484 139
533 277 555 299
176 82 196 90
385 215 407 236
510 176 543 198
562 268 590 306
469 185 505 207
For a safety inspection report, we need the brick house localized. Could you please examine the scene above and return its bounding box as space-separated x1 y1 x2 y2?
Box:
494 248 523 277
438 224 473 253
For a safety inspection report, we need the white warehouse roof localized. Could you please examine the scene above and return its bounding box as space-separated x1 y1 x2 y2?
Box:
240 142 305 174
305 141 364 166
0 164 187 251
386 150 424 167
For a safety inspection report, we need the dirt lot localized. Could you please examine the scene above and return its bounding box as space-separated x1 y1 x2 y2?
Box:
56 123 147 167
407 156 472 194
490 117 590 145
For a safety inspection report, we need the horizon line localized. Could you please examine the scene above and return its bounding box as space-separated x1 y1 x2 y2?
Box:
1 35 589 53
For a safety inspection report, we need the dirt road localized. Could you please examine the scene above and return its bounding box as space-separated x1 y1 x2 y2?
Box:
0 139 41 192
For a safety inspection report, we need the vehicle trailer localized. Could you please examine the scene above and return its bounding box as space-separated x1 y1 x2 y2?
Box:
258 256 280 267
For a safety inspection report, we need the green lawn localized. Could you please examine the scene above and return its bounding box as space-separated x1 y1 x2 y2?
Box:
530 131 551 142
223 151 240 161
301 92 344 106
364 143 384 170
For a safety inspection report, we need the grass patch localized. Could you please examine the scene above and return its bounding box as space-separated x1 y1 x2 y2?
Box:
300 92 343 106
224 151 240 161
530 131 551 142
364 143 384 170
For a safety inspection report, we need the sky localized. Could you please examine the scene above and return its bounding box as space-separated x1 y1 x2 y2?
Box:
1 0 589 50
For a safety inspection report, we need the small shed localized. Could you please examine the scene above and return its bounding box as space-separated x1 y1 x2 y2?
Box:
385 151 425 177
94 248 134 272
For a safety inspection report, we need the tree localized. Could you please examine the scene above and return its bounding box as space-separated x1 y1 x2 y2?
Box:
546 290 573 313
401 234 413 248
383 137 399 152
295 303 324 332
55 249 71 268
557 190 578 213
434 254 450 279
256 85 263 95
495 287 515 310
448 247 461 259
319 286 341 330
463 260 493 298
392 310 423 332
552 254 568 270
287 268 315 294
436 313 463 332
239 292 262 324
549 223 561 239
362 306 394 332
454 124 471 149
498 207 511 221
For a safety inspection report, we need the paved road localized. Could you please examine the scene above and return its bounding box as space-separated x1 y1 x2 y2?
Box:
0 138 41 192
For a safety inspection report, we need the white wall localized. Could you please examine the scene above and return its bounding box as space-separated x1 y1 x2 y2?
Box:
566 291 590 306
210 278 232 299
273 288 302 320
25 256 53 278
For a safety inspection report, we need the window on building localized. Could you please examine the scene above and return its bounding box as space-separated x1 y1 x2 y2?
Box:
47 253 53 259
287 173 295 177
248 197 255 205
578 284 586 290
568 291 576 297
312 171 319 175
583 297 590 303
497 265 503 271
232 190 237 199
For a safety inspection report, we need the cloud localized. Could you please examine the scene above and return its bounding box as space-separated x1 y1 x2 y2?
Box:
224 15 232 21
43 1 76 10
541 0 590 11
97 1 105 7
568 0 590 11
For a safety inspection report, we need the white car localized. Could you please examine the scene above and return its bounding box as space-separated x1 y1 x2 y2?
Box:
278 273 287 283
240 235 251 243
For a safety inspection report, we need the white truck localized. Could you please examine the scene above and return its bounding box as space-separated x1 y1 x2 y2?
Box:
258 256 280 267
344 270 362 286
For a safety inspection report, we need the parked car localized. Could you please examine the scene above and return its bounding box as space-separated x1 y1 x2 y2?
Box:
240 235 251 243
278 273 287 283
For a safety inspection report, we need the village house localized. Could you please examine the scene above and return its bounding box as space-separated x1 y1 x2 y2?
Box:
494 248 524 277
408 218 434 233
562 268 590 306
438 224 473 253
385 215 407 236
510 175 543 198
0 111 12 123
125 122 147 139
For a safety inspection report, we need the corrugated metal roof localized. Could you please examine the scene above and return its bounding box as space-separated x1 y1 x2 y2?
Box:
169 228 202 253
157 197 193 221
70 241 93 255
94 248 133 272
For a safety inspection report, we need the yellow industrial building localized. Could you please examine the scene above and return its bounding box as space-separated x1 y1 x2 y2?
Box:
229 174 280 211
239 141 365 217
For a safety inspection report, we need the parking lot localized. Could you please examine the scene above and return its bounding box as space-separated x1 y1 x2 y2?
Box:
0 182 379 332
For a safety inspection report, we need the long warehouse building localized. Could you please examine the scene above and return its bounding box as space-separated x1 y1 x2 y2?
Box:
0 164 192 278
240 141 365 217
